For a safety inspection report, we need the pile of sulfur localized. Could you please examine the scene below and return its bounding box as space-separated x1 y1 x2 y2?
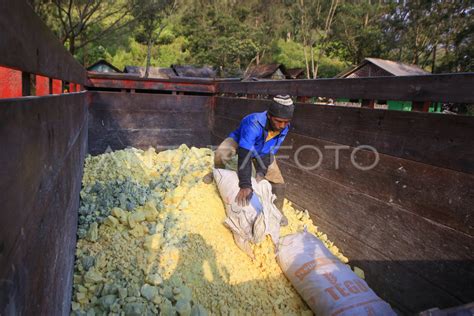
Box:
71 145 360 316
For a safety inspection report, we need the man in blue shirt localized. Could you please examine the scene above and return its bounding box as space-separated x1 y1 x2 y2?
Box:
214 95 294 225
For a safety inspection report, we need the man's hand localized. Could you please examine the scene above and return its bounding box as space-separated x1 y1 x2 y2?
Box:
235 188 253 206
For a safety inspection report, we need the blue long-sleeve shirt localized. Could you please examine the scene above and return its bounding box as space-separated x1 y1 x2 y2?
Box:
229 111 289 156
228 111 289 188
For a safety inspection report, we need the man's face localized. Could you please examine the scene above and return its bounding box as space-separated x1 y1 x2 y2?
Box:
268 114 291 131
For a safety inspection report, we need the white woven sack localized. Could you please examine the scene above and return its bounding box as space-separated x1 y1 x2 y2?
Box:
277 231 396 316
213 168 281 245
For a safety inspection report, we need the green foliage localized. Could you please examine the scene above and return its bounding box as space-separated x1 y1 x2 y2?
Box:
156 36 190 67
271 39 347 78
108 39 147 70
180 8 259 73
272 39 306 69
332 1 390 64
317 56 348 78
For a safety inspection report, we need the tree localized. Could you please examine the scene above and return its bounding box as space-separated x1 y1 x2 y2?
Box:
331 0 389 65
432 1 473 73
283 0 340 78
45 0 135 56
133 0 177 77
179 1 259 76
383 0 472 73
243 0 288 69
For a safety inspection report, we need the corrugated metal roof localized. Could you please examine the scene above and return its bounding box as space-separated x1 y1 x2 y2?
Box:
172 65 216 78
123 66 177 79
87 59 121 73
365 58 429 76
244 63 284 79
337 58 430 78
285 68 305 79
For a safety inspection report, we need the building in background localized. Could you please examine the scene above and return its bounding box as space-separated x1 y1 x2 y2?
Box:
336 57 429 78
285 68 305 79
243 64 287 80
171 65 216 78
335 58 438 112
123 66 178 79
87 60 121 73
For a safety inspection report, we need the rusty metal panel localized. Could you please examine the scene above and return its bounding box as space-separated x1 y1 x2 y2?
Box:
215 73 474 103
0 93 88 315
87 74 215 94
0 0 86 84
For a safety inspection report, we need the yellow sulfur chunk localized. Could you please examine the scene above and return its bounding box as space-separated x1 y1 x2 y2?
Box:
329 245 339 254
84 269 103 284
86 222 98 242
141 202 159 222
71 302 80 311
129 224 147 238
111 207 128 224
76 292 87 302
354 266 365 279
103 215 119 227
143 234 162 251
128 211 146 229
77 285 87 293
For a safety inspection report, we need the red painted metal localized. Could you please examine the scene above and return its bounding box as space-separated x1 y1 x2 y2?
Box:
69 83 76 92
52 79 62 94
36 75 49 96
0 66 22 98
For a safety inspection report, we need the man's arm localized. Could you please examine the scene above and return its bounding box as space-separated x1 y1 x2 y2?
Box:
237 147 253 189
254 154 273 180
235 147 253 206
235 119 260 206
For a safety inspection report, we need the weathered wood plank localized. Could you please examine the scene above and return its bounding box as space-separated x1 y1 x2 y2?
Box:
90 92 213 112
89 109 210 131
280 133 474 235
0 1 86 83
215 97 474 174
0 94 87 266
0 94 87 315
215 73 474 103
1 127 86 315
281 161 474 305
88 92 213 154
